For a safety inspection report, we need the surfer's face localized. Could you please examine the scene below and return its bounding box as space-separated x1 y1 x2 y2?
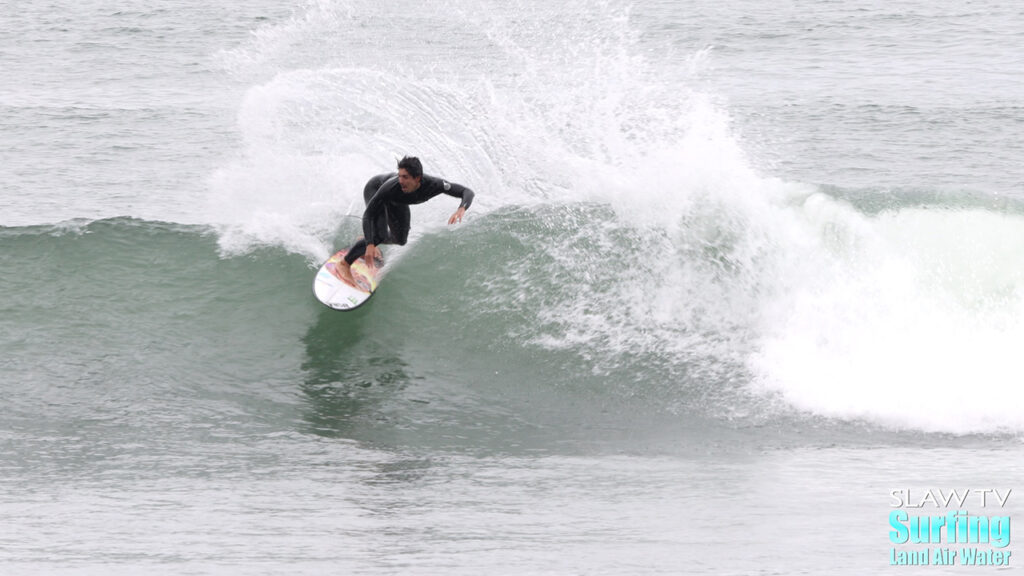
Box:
398 168 421 193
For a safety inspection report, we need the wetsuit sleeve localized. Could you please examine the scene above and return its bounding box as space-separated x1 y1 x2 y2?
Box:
444 181 475 210
362 182 393 243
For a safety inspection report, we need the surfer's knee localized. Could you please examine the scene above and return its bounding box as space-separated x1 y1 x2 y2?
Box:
391 229 409 246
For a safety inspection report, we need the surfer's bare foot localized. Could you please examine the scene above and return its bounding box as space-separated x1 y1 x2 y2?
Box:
332 259 357 286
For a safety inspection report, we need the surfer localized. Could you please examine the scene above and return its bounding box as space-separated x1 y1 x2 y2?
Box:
334 156 475 286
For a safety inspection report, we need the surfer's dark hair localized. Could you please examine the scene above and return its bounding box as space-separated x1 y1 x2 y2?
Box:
397 156 423 178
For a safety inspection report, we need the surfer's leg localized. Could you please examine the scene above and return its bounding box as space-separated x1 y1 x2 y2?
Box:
342 203 394 271
361 204 402 267
344 200 392 265
343 239 368 265
336 184 394 286
386 204 411 246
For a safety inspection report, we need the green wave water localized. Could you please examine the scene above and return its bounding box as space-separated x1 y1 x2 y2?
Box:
4 210 1018 467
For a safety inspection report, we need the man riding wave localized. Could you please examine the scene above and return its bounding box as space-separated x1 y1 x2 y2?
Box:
333 156 475 287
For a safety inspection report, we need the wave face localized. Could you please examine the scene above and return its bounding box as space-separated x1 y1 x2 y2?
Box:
5 199 1024 446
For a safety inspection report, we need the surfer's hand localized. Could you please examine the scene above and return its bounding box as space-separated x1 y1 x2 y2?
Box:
448 207 466 225
365 244 380 267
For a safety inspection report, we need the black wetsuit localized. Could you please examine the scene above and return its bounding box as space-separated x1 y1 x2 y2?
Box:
343 172 475 265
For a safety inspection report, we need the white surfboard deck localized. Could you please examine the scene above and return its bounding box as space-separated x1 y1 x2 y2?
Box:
313 249 383 311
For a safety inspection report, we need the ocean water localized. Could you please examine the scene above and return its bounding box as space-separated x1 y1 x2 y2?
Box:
2 0 1023 574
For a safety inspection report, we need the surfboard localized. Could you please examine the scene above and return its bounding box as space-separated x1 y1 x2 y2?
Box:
313 249 384 311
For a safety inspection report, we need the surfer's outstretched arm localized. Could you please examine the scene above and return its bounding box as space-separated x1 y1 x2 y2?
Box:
443 183 474 224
